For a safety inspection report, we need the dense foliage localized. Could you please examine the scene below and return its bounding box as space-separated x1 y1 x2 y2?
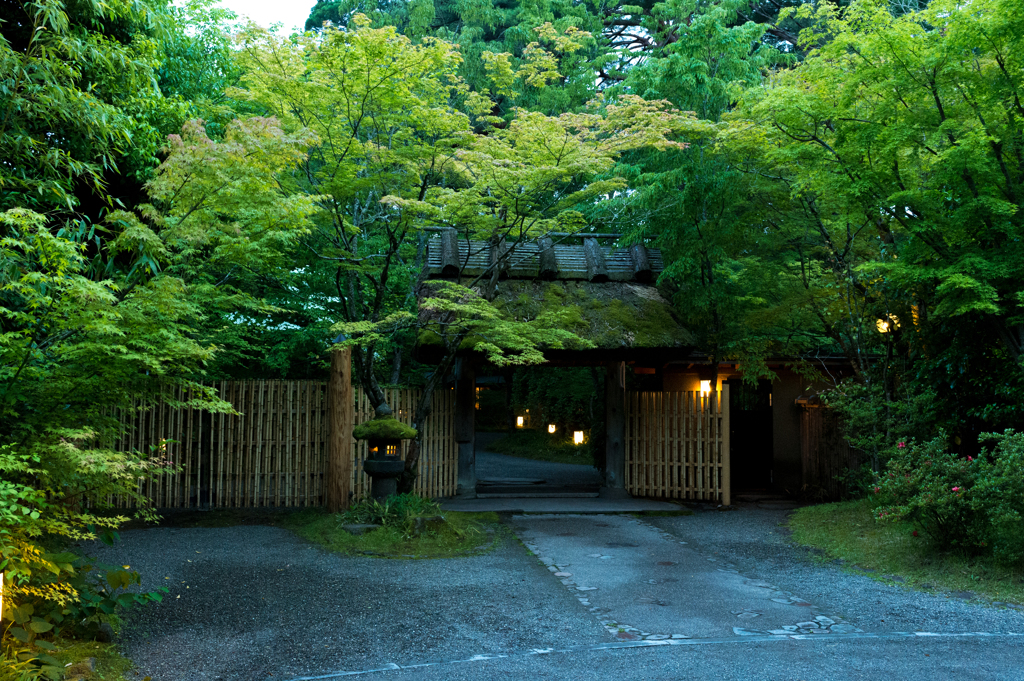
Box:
4 0 1024 669
874 432 1024 565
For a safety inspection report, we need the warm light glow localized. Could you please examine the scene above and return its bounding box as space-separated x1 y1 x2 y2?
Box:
700 380 711 396
548 424 557 433
574 431 584 445
876 314 900 334
517 416 524 427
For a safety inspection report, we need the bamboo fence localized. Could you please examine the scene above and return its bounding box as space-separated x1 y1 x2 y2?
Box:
624 388 731 504
111 381 457 509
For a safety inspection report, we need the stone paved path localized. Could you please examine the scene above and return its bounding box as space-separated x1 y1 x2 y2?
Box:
475 434 602 487
510 514 862 641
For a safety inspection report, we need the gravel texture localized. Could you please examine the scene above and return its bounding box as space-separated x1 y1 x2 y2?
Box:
319 636 1024 681
84 501 1024 681
85 525 608 681
645 502 1024 635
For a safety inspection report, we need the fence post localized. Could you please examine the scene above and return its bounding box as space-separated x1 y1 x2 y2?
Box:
604 361 626 492
455 359 476 498
721 384 731 506
326 347 353 512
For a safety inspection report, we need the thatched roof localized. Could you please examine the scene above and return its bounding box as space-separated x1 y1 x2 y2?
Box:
488 280 691 350
417 232 691 355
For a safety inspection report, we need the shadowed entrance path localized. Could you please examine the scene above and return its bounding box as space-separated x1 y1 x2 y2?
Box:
509 514 860 640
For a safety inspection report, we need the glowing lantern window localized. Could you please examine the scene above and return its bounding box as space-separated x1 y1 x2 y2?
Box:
548 424 557 434
573 431 584 445
516 416 524 427
700 380 711 396
876 314 900 334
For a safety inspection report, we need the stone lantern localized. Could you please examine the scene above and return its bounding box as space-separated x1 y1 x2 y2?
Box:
353 416 418 500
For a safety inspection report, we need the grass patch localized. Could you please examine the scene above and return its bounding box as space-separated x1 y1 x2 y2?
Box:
488 429 595 466
50 640 135 681
282 507 500 559
790 499 1024 604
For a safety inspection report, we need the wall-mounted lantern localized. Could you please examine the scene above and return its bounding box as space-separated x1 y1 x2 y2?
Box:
700 380 712 396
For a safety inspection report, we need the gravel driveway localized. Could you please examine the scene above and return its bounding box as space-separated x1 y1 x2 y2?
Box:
86 503 1024 681
86 526 606 680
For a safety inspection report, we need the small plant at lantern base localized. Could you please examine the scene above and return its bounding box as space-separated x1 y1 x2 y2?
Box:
353 416 418 501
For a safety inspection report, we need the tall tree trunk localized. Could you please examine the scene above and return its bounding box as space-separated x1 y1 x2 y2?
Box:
353 344 392 418
396 334 467 493
389 345 402 385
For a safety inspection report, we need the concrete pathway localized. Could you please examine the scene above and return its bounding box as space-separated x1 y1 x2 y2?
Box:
509 514 859 640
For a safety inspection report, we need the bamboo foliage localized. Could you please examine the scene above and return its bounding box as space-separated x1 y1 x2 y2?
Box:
624 389 730 503
112 381 458 508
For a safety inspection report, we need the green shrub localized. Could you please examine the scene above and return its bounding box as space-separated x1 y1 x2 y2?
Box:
338 494 441 529
0 439 170 678
874 430 1024 564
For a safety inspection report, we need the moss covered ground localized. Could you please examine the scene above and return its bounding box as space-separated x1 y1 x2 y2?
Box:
790 499 1024 605
50 641 137 681
281 509 501 559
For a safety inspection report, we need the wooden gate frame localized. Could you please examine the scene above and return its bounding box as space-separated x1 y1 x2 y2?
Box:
623 386 731 505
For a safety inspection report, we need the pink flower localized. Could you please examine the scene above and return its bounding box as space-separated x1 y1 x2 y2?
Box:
897 441 906 448
873 486 881 494
967 456 973 462
952 487 961 492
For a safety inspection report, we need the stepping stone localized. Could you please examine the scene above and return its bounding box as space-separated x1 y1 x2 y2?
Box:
554 572 572 577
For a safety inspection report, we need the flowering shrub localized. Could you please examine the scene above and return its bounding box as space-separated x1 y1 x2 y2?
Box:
873 431 1024 564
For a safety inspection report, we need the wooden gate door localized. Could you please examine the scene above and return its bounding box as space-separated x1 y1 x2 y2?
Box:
624 387 730 504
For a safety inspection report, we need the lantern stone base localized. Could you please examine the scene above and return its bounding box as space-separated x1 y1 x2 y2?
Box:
363 456 406 500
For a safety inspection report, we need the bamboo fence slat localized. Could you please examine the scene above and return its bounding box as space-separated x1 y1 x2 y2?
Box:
625 390 730 503
111 380 457 509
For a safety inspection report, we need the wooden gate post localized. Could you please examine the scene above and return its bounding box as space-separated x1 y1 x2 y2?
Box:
455 358 476 498
721 384 731 506
326 347 353 512
604 361 626 491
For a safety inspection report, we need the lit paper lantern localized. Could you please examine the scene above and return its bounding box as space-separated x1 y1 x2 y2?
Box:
516 416 524 427
548 424 557 433
573 431 584 445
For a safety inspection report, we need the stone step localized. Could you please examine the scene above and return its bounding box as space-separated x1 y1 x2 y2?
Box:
475 491 601 499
